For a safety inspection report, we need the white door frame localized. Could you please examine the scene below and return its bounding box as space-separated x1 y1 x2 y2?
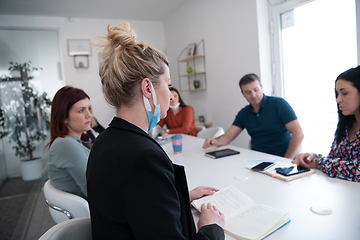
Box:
269 0 315 97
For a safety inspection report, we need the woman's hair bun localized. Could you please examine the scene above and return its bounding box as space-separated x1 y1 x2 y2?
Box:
107 22 137 48
96 22 168 109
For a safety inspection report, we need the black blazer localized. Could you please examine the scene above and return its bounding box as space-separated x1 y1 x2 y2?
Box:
86 117 224 240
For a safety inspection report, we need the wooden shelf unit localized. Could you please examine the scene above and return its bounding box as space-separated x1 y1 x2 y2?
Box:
177 40 206 92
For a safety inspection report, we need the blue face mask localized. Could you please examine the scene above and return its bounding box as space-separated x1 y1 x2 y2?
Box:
143 82 161 131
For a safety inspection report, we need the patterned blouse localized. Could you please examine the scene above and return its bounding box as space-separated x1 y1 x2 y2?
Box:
318 128 360 182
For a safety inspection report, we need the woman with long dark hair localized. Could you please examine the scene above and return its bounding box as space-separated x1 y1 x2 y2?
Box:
44 86 92 198
293 66 360 182
157 87 198 136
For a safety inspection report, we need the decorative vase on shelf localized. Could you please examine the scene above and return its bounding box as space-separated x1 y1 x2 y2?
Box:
193 80 200 89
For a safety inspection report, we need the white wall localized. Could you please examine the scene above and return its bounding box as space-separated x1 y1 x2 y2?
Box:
164 0 272 148
0 15 166 177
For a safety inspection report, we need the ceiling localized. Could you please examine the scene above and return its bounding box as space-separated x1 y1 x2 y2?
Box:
0 0 189 21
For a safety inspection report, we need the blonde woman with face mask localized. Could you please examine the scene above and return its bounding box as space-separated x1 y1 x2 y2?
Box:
157 87 198 136
86 22 225 240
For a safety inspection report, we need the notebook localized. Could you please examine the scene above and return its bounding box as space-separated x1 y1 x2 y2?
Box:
192 185 290 240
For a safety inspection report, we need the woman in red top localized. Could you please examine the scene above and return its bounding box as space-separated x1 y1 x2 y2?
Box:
158 87 198 136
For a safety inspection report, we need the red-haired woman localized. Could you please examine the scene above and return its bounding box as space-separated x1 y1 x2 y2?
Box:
43 86 92 199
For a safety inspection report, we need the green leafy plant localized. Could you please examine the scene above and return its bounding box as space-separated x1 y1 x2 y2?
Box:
0 61 52 160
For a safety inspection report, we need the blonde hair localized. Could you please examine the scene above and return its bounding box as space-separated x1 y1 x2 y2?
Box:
95 22 168 108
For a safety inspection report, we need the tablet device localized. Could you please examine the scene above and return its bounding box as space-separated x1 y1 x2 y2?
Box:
251 162 275 171
205 148 240 159
276 165 310 176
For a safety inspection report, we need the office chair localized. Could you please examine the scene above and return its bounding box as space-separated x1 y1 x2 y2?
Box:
196 126 225 139
196 125 206 133
38 217 92 240
43 180 90 223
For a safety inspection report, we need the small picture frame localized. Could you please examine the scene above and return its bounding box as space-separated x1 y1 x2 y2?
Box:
67 39 92 56
74 55 89 69
187 43 196 57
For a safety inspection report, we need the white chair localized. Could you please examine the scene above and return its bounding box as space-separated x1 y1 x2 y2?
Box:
43 180 90 223
38 217 92 240
196 126 225 139
196 125 206 133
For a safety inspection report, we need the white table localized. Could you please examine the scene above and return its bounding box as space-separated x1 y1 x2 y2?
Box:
161 134 360 240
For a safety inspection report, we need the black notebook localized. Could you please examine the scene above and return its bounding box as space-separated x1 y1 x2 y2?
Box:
205 148 240 159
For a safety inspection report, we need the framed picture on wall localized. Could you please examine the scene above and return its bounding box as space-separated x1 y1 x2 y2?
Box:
67 39 92 56
187 43 196 57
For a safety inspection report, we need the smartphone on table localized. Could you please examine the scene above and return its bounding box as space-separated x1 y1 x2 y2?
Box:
276 165 310 176
251 162 275 171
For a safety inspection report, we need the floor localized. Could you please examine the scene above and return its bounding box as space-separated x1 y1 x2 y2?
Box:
0 177 56 240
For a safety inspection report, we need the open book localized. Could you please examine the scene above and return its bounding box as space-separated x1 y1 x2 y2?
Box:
192 185 290 240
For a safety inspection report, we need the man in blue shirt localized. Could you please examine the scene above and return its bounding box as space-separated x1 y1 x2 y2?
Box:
203 73 304 159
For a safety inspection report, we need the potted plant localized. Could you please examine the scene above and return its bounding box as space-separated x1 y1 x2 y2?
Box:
0 61 52 181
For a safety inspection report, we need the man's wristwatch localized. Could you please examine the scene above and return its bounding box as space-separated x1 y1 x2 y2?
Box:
313 154 323 168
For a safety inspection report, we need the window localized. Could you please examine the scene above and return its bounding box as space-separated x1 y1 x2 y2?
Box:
270 0 357 154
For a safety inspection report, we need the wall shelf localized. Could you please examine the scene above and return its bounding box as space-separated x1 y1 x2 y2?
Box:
179 71 206 77
179 55 205 62
177 40 206 91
